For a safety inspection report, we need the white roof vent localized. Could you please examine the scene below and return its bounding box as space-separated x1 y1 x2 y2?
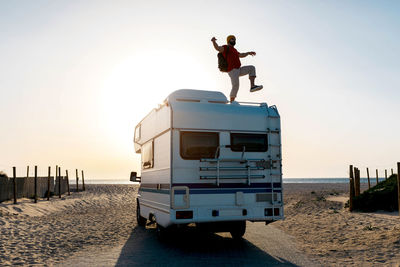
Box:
166 89 228 104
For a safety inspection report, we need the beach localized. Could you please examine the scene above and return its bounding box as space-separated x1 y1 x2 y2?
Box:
274 183 400 266
0 183 399 266
0 185 138 266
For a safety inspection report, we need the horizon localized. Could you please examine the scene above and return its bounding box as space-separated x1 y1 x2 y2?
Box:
1 1 399 180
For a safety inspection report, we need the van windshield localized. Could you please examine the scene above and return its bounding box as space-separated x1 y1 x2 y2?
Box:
180 132 219 159
230 133 268 152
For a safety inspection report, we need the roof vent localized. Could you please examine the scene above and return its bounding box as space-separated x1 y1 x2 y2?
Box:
166 89 228 104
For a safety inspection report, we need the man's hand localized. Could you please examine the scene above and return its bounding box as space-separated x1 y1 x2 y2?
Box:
248 51 256 56
211 37 224 52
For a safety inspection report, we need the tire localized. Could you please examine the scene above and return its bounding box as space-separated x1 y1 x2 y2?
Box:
136 200 147 227
230 221 246 239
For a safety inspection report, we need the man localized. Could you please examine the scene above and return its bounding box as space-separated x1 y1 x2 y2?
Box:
211 35 263 102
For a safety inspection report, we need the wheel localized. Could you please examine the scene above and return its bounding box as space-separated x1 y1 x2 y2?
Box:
136 200 147 226
230 221 246 239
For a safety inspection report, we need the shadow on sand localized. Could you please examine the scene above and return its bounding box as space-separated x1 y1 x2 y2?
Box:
115 226 299 266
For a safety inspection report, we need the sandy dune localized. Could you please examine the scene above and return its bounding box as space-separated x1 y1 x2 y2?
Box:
1 183 399 266
274 183 400 266
0 185 137 266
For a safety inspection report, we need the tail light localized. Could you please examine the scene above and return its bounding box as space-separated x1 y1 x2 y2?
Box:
176 210 193 219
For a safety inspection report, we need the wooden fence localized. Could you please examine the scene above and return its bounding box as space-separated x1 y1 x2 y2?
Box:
348 162 400 216
0 166 86 204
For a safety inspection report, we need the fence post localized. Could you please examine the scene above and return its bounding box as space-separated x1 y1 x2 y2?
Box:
385 169 387 180
392 168 394 176
376 169 379 184
58 167 61 198
47 166 51 201
34 166 37 203
82 170 85 191
366 167 371 189
66 170 70 196
76 169 79 192
26 166 29 178
55 165 58 196
397 162 400 216
13 166 17 204
349 165 354 211
355 168 361 196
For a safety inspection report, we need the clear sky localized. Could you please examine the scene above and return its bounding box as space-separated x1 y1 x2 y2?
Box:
1 0 399 179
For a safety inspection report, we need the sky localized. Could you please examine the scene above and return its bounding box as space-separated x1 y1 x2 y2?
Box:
0 0 399 180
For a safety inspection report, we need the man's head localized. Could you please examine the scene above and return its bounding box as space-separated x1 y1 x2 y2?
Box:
227 35 236 46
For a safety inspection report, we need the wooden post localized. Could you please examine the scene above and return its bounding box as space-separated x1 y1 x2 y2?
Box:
81 170 85 191
34 165 37 203
66 170 70 196
376 169 379 184
366 167 371 189
26 166 29 178
55 165 58 196
47 166 51 201
58 167 61 198
385 169 387 180
76 169 79 192
355 168 361 196
349 165 354 211
397 162 400 216
13 167 17 204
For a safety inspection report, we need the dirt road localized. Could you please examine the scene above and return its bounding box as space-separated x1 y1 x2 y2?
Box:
61 222 318 267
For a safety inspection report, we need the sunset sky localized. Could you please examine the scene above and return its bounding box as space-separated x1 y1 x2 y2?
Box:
1 1 399 180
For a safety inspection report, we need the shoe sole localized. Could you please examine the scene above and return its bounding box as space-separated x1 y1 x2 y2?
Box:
250 86 263 92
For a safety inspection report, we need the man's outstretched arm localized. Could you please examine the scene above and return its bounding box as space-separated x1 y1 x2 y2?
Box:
239 51 256 58
211 37 224 53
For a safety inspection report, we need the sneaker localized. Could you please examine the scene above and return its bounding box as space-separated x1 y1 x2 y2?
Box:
250 85 263 92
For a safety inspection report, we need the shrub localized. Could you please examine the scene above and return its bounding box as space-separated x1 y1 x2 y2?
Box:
0 171 8 178
353 174 398 212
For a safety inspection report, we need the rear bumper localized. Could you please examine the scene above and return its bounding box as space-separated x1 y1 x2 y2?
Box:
170 204 283 225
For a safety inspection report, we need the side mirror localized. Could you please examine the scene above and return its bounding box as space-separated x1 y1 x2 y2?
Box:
130 172 141 182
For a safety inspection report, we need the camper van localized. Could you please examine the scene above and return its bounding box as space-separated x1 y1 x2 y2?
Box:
132 89 283 238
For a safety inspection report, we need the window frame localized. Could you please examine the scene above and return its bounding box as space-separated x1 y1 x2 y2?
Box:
230 133 268 152
180 131 220 160
141 140 154 169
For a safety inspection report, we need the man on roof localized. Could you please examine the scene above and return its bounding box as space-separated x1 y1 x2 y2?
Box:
211 35 263 103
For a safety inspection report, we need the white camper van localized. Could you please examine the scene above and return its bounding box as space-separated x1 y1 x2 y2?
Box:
132 89 283 238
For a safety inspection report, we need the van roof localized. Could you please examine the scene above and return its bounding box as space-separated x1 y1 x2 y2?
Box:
165 89 228 104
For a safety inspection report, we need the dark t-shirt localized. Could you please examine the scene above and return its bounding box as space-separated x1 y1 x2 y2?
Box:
223 45 241 72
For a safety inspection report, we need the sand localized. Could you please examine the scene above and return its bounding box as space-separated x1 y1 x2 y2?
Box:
273 183 400 266
0 185 138 266
0 183 399 266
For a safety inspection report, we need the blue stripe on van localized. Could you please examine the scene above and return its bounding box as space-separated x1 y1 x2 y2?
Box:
172 182 281 189
139 188 170 194
176 188 281 195
140 187 281 195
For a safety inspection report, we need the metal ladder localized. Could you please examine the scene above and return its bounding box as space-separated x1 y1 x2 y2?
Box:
267 105 282 219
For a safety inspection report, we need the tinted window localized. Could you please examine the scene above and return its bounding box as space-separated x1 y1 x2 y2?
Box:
230 133 268 152
180 132 219 159
142 141 154 169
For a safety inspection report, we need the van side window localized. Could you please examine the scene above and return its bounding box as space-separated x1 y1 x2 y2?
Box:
134 125 141 142
180 132 219 160
230 133 268 152
142 141 154 169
